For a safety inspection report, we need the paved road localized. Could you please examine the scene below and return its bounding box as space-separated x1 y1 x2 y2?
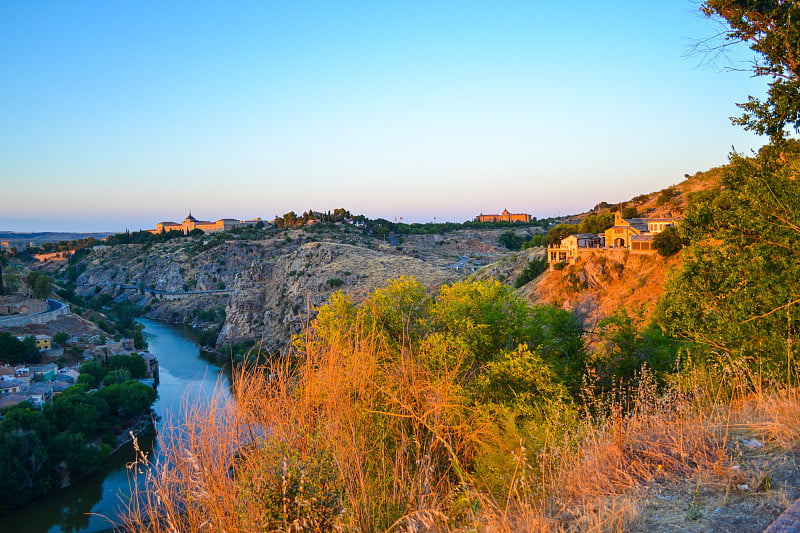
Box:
445 256 469 269
42 298 66 314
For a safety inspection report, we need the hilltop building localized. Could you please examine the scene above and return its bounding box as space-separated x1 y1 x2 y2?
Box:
475 209 531 223
548 212 678 266
149 213 263 235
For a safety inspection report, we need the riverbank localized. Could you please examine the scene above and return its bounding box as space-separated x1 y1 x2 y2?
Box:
1 318 232 533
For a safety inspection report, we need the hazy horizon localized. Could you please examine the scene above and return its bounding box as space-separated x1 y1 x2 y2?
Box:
1 1 767 233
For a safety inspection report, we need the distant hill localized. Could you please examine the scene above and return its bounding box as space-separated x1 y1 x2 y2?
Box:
0 231 114 248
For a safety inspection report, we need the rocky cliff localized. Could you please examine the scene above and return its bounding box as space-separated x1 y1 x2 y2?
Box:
522 251 683 330
218 241 460 351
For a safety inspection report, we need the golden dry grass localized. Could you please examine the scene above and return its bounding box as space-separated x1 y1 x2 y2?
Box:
123 331 800 533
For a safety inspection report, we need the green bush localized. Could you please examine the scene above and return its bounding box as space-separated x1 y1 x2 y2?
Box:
652 226 685 257
514 259 548 288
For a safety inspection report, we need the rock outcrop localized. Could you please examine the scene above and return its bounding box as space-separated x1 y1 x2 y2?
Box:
218 242 459 351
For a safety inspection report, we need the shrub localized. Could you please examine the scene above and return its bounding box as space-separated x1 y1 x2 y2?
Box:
652 226 685 257
514 258 548 288
327 278 344 288
655 187 677 206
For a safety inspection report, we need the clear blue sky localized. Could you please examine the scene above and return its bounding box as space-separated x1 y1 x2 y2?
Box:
0 1 767 232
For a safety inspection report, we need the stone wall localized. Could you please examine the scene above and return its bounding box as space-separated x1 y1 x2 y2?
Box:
0 295 47 316
0 301 70 328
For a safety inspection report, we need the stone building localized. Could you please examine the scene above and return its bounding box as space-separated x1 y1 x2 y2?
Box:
548 212 678 266
475 209 532 223
149 213 263 235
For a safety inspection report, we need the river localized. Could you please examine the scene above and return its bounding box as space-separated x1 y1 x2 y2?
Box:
2 318 232 533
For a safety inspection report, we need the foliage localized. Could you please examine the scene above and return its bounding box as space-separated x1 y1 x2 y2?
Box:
499 231 526 250
107 354 147 378
656 187 677 206
658 142 800 377
591 312 680 390
0 253 7 296
327 277 344 288
514 258 548 288
577 212 614 234
544 223 579 246
234 439 342 532
652 226 686 257
620 206 638 219
26 271 54 299
0 372 156 514
521 234 544 248
0 333 41 364
702 1 800 141
53 332 68 345
78 360 106 389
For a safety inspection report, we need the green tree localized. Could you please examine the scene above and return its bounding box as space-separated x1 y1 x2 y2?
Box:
32 273 54 299
0 253 7 296
78 361 107 389
544 223 578 246
499 231 525 250
577 212 614 234
107 354 147 378
514 258 548 288
652 226 686 257
702 1 800 141
658 142 800 376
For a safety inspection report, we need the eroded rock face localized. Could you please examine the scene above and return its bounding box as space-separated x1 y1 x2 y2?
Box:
218 242 459 352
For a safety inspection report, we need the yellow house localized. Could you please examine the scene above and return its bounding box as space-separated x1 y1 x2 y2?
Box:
548 233 603 263
603 212 676 252
548 212 678 266
15 335 51 350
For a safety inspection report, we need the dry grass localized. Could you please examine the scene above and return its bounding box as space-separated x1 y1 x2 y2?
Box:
123 329 800 532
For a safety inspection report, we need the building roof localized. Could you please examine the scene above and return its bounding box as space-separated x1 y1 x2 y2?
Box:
0 379 22 390
185 212 197 222
0 393 30 409
28 364 58 372
574 233 600 239
630 234 654 242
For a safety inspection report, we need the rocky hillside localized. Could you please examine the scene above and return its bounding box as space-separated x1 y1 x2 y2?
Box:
523 251 682 330
58 223 536 349
507 166 724 330
219 241 460 351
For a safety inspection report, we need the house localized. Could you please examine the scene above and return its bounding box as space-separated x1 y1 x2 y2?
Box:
15 335 52 351
0 377 23 395
26 382 53 407
548 212 679 266
603 212 676 252
548 233 604 263
28 363 58 382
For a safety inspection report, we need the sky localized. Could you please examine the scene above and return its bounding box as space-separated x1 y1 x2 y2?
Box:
0 1 769 232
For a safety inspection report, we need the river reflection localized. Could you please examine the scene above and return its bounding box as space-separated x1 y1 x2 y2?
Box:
2 318 231 533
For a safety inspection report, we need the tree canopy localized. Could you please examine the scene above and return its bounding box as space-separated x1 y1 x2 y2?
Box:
658 141 800 375
703 0 800 141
